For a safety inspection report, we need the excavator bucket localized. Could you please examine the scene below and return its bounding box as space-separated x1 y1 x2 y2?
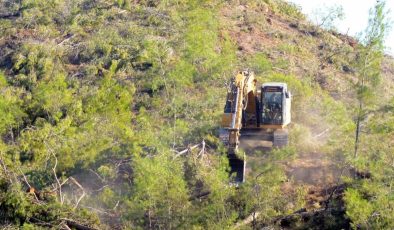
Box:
228 153 245 183
220 129 246 183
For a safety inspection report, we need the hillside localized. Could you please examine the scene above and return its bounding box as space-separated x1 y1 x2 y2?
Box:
0 0 393 229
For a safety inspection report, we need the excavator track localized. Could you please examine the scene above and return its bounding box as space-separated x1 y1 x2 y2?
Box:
273 129 289 148
239 128 289 152
239 128 273 153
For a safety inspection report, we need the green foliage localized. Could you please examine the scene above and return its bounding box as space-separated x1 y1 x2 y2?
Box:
126 152 190 229
277 43 299 55
30 74 73 122
194 159 235 227
312 4 345 30
352 1 388 107
344 188 374 228
261 0 305 19
0 179 99 227
233 162 287 224
342 2 394 229
0 0 392 229
344 181 394 229
0 73 25 134
246 53 272 75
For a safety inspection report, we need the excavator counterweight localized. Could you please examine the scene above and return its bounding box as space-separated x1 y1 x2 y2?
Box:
220 71 291 183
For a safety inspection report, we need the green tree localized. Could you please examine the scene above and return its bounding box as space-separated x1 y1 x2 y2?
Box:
126 152 190 229
344 2 394 229
353 1 389 157
312 4 345 31
0 72 25 136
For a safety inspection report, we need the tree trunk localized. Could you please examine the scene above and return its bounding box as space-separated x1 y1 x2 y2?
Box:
354 95 363 158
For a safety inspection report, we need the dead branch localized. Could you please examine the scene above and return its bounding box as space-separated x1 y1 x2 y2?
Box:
61 223 72 230
323 184 346 211
323 163 350 210
0 11 20 19
80 205 115 216
88 169 105 183
18 167 32 188
173 140 208 159
0 153 12 183
114 158 132 168
69 177 86 209
273 208 321 225
313 128 330 138
50 148 63 204
93 184 109 192
113 200 120 210
197 140 206 158
173 143 200 158
29 217 53 227
57 34 75 46
18 167 40 202
234 211 260 229
60 218 97 230
189 191 211 201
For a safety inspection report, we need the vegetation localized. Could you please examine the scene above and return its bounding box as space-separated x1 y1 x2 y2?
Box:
312 4 344 31
0 0 392 229
343 3 393 229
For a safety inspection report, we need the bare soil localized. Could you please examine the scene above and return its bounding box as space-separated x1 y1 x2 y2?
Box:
284 151 348 186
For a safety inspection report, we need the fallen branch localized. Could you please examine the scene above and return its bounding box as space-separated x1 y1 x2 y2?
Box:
113 200 120 210
61 223 72 230
60 218 97 230
93 184 109 192
69 177 86 209
80 205 115 216
57 34 75 46
18 167 39 202
272 66 287 72
173 143 200 159
50 148 63 204
234 211 260 229
0 11 21 19
29 217 53 227
197 140 206 158
323 184 346 210
45 142 86 208
88 169 105 183
323 163 349 210
313 128 330 138
0 153 12 183
189 191 210 201
273 208 325 225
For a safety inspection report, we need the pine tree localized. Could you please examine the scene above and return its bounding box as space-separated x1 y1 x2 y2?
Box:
353 1 388 157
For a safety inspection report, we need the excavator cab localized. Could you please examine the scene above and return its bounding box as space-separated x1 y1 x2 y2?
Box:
259 83 291 148
261 83 291 127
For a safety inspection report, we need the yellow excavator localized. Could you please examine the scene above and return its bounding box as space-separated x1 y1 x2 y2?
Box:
219 71 291 183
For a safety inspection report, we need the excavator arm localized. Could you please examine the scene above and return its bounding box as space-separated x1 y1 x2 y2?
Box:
221 71 257 151
220 71 257 183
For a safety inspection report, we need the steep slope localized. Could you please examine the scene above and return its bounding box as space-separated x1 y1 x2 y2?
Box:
221 2 394 228
0 0 393 229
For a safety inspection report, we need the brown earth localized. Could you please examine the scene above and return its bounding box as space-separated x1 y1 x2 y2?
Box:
284 151 349 186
